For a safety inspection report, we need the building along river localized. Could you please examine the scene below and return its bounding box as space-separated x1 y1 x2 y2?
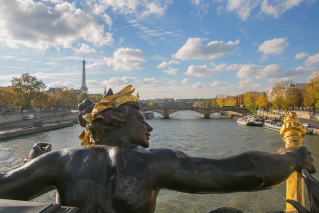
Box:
1 111 318 212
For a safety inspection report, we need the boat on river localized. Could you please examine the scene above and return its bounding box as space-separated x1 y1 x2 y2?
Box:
253 118 264 127
237 117 255 126
263 119 283 131
142 111 154 119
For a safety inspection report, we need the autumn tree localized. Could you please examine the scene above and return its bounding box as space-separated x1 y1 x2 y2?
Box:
194 101 202 107
216 95 225 107
78 92 89 104
31 92 49 110
89 95 97 103
148 101 155 107
203 99 210 107
210 95 218 107
256 94 268 109
56 87 78 110
224 96 236 106
244 92 257 113
303 72 319 111
11 73 46 110
43 94 57 109
0 88 18 112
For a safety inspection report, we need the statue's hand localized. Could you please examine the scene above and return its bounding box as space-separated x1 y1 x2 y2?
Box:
24 143 52 163
279 146 316 174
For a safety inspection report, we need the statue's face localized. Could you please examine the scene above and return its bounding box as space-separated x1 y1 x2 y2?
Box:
124 106 153 148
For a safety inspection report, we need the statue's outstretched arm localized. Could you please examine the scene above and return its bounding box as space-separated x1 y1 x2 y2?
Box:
0 150 60 201
151 146 315 194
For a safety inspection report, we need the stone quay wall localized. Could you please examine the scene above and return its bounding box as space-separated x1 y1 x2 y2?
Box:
0 111 78 129
256 109 319 120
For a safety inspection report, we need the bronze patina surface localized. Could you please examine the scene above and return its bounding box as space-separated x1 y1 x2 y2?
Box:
0 86 316 213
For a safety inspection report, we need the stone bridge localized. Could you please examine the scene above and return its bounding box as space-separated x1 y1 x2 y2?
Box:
142 107 248 119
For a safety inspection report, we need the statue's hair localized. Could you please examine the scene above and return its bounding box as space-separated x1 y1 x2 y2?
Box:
78 101 140 143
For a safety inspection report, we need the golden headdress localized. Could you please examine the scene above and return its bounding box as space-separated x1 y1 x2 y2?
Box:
79 85 139 146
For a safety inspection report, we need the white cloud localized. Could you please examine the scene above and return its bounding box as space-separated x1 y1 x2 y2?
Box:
44 62 57 65
261 0 304 18
102 14 113 27
181 78 191 84
87 80 99 86
119 37 124 43
236 64 282 79
191 0 202 5
238 78 253 88
260 55 268 61
74 44 97 54
226 64 242 70
172 38 239 60
212 63 227 72
184 65 213 77
1 56 15 59
307 71 319 82
98 0 171 19
0 0 113 50
101 77 140 86
268 77 293 85
108 48 146 70
304 53 319 66
47 81 80 88
258 38 289 55
163 68 179 75
168 80 178 85
279 66 319 78
295 52 309 59
17 58 30 61
226 0 258 20
253 83 262 88
157 60 180 68
192 82 203 88
141 78 162 85
211 81 227 87
216 0 306 20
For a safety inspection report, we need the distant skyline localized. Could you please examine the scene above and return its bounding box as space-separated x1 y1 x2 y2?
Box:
0 0 318 99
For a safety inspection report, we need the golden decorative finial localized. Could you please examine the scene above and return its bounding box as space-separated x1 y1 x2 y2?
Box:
79 85 139 146
280 111 306 212
280 111 306 147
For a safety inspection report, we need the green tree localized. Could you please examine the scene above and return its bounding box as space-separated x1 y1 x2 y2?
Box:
96 94 103 102
78 92 89 104
203 99 210 107
89 95 97 103
11 73 46 110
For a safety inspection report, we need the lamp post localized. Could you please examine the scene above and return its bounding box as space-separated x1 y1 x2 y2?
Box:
280 112 306 212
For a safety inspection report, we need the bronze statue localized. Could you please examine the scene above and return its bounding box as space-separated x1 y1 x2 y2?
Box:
0 86 316 213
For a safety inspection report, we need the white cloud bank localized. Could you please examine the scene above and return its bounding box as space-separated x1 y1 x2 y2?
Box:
210 81 227 87
279 66 319 78
295 52 309 59
74 44 97 54
184 63 227 77
181 78 191 84
236 64 282 79
101 76 162 87
163 68 179 75
192 82 204 88
238 78 253 89
304 53 319 66
0 0 114 50
109 48 146 70
258 38 289 55
172 38 239 60
157 60 180 69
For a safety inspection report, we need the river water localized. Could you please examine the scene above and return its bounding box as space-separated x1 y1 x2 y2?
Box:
1 111 319 212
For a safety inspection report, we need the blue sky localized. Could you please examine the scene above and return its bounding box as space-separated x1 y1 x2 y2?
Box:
0 0 319 99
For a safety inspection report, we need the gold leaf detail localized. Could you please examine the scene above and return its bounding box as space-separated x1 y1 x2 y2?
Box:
116 85 132 95
113 96 139 108
101 94 119 103
83 113 93 123
79 131 85 140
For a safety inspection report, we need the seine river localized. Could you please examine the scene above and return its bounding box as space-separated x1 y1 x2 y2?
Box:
1 111 319 212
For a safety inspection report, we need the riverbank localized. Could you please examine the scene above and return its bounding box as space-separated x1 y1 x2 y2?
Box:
0 121 75 140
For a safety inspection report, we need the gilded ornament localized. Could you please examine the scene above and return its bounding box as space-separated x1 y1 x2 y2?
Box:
80 85 139 146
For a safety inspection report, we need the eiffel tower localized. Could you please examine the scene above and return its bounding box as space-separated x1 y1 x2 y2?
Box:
80 59 88 93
